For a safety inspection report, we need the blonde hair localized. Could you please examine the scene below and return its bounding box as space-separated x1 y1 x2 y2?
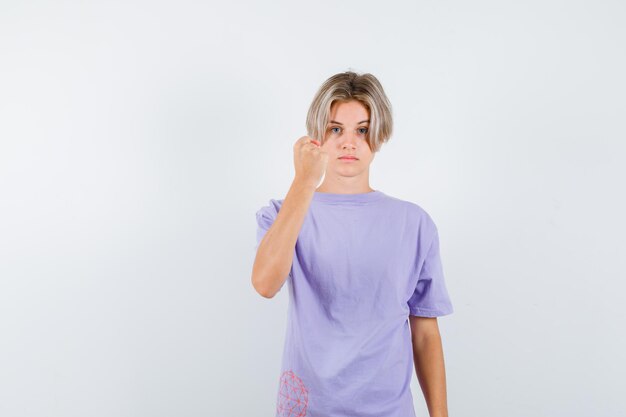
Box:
306 71 393 153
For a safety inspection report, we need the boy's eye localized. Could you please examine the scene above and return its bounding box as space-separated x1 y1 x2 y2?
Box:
329 127 368 134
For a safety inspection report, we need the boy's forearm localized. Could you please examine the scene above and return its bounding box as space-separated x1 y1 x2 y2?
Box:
251 179 315 298
412 334 449 417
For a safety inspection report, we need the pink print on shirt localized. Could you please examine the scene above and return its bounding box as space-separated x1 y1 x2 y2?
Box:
276 370 309 417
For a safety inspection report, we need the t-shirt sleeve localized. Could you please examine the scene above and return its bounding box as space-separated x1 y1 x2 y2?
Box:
255 199 280 251
254 198 293 285
408 225 454 317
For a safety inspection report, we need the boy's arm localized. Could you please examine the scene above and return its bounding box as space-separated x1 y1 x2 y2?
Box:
409 315 449 417
252 179 315 298
251 136 325 299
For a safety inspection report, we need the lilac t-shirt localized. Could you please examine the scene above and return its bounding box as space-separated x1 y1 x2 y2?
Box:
255 189 453 417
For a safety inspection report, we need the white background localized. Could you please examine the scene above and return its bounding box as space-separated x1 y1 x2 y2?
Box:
1 1 625 416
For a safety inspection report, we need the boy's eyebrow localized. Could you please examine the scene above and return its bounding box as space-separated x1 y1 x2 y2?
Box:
328 119 370 125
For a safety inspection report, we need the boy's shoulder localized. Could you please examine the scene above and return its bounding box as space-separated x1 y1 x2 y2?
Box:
382 192 435 223
257 192 438 229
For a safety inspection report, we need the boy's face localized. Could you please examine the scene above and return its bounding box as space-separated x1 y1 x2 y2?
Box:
320 99 375 178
